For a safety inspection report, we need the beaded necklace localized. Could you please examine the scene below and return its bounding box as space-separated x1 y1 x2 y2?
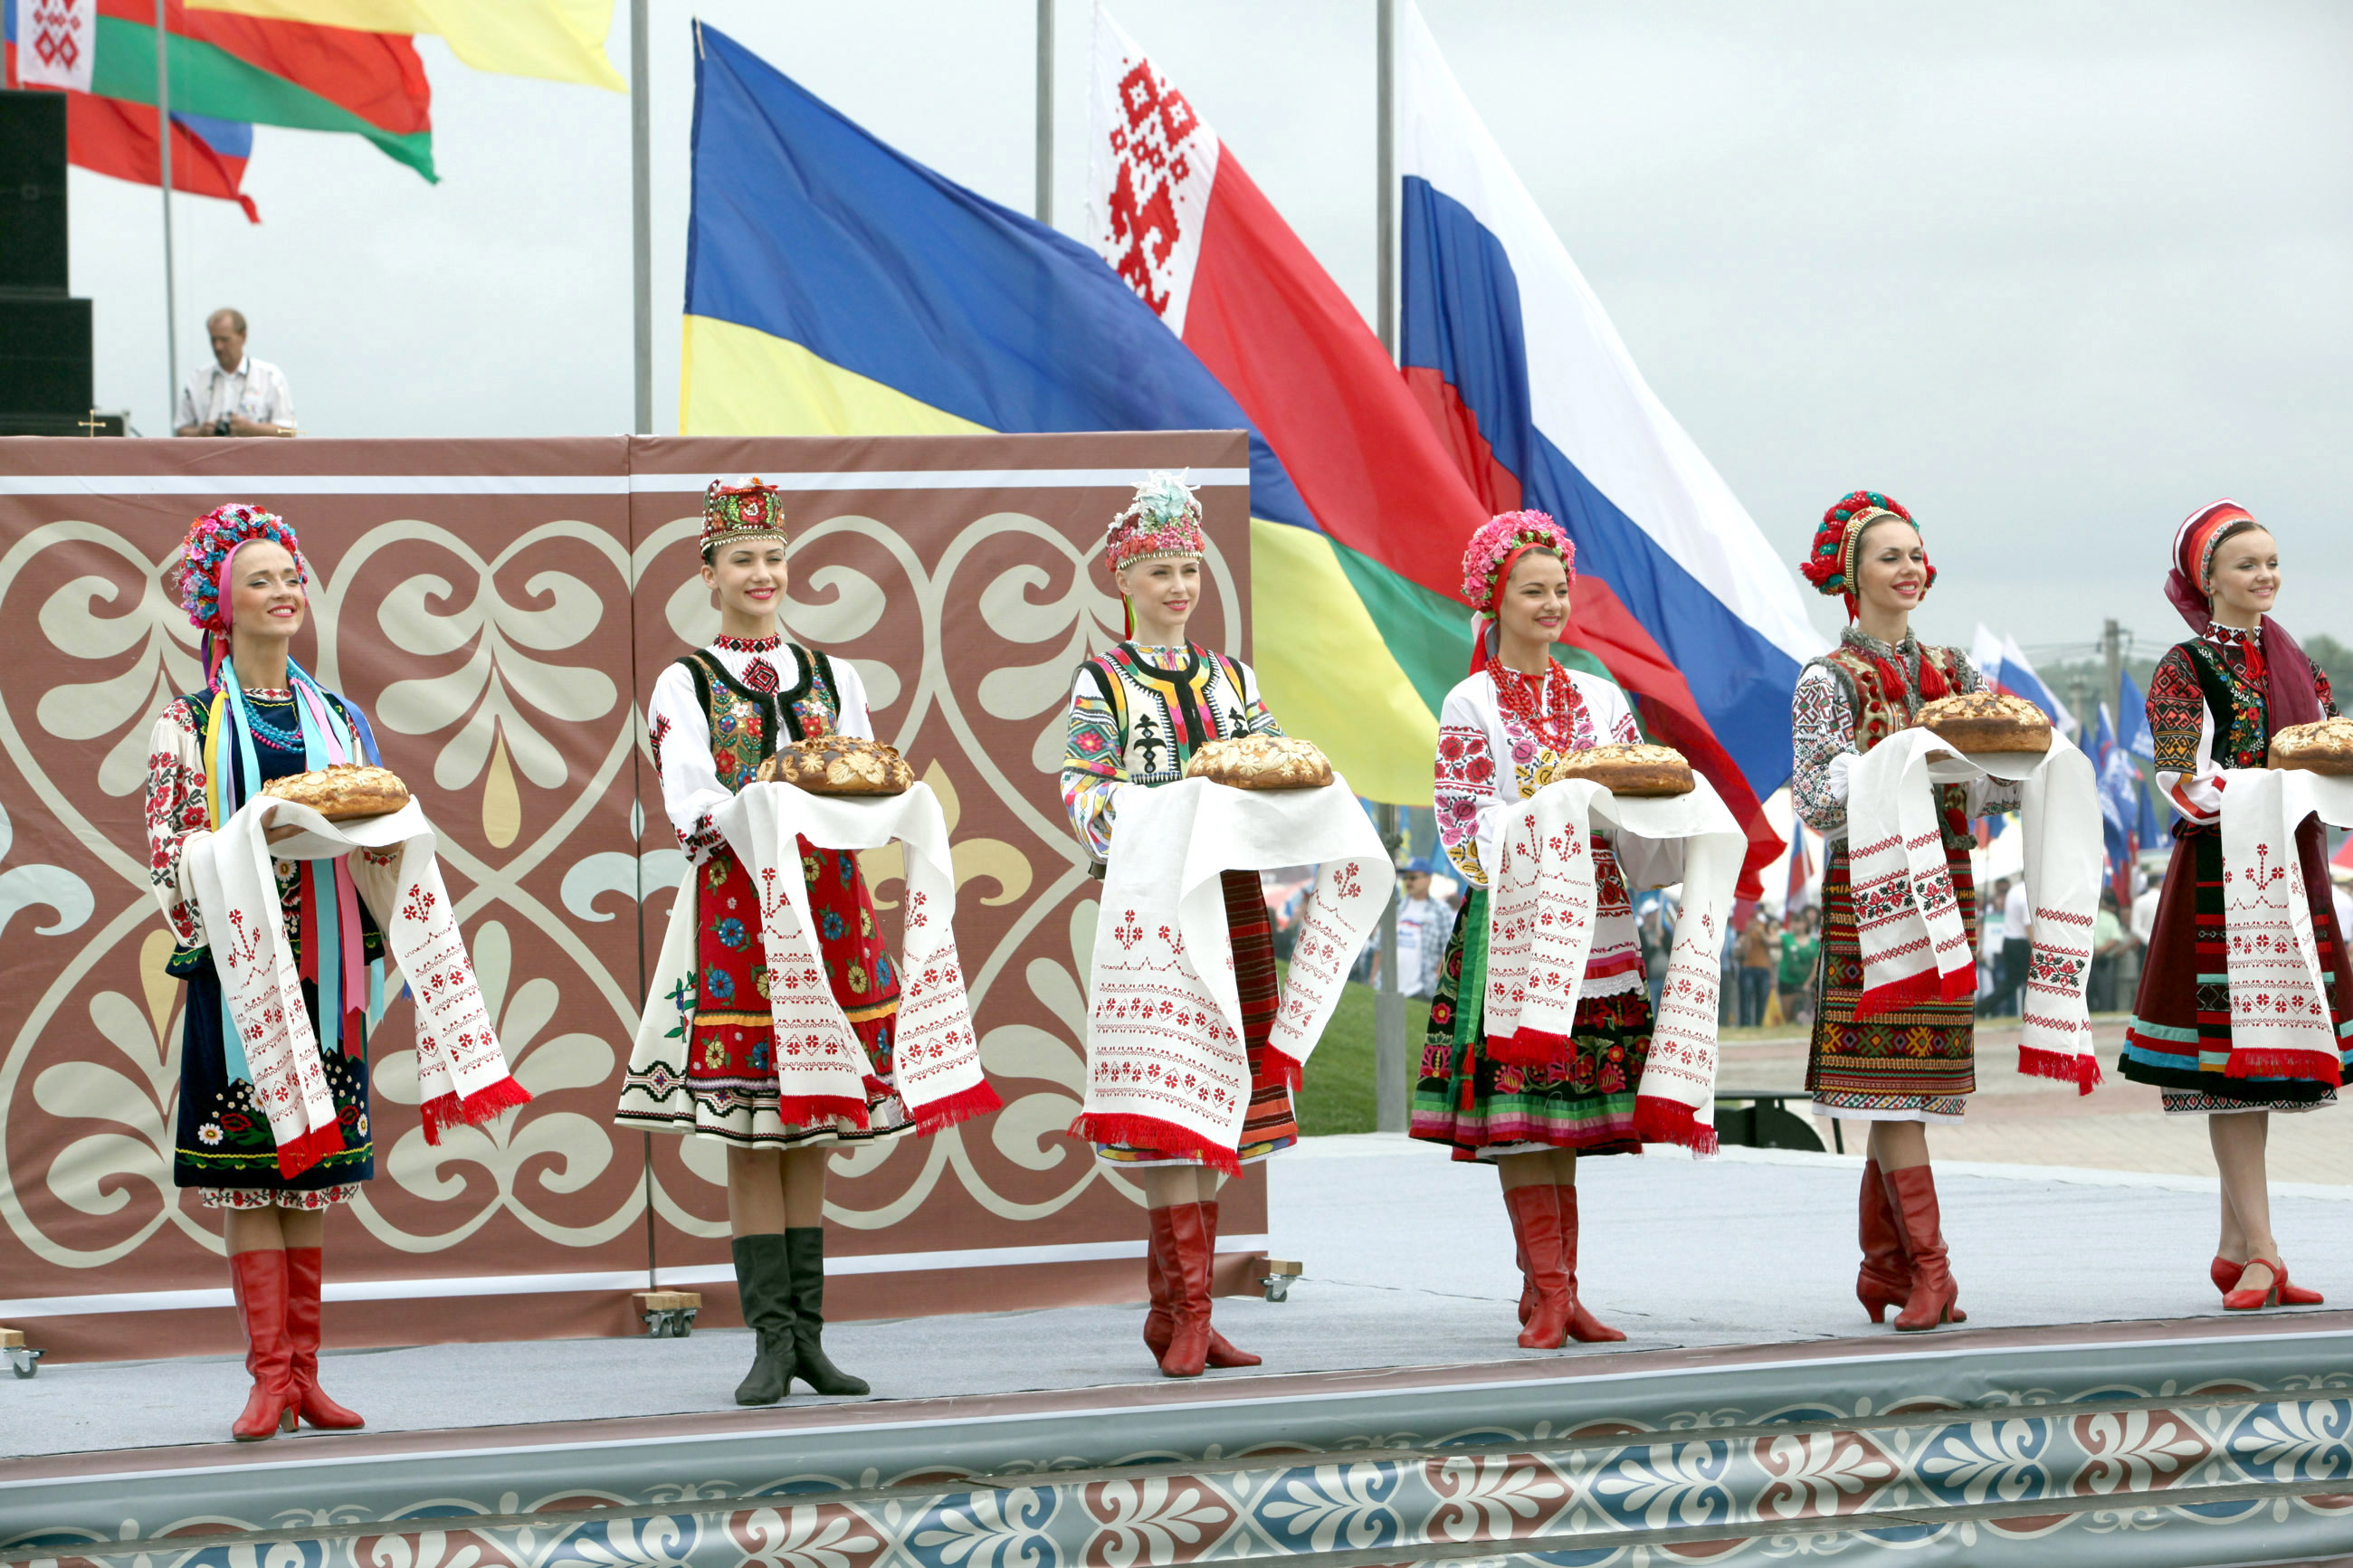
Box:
1488 660 1583 752
235 690 304 752
713 633 783 654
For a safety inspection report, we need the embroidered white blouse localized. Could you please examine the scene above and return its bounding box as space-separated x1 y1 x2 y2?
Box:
644 638 874 866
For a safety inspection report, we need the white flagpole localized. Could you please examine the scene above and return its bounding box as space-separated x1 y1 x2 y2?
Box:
157 0 178 432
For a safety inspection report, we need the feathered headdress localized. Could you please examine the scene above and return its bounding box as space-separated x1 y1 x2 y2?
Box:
1104 471 1207 573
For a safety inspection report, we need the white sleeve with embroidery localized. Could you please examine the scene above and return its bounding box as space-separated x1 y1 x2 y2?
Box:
1789 663 1856 840
1579 673 1643 746
828 654 876 741
1434 680 1510 889
647 662 729 865
143 699 212 948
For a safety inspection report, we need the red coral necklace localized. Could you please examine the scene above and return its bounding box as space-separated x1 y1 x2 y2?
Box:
1489 660 1583 751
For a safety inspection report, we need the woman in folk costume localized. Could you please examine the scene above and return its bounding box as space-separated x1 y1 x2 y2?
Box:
144 506 512 1440
2122 501 2348 1310
1061 473 1287 1379
1414 511 1644 1350
616 478 970 1404
1790 490 2017 1332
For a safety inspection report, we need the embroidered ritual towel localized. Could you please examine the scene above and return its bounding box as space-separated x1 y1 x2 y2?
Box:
1075 776 1392 1172
197 798 530 1175
711 780 997 1131
2216 768 2353 1085
1480 776 1743 1152
1846 727 2104 1088
187 800 346 1178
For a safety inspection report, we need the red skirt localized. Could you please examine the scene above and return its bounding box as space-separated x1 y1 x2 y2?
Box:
681 837 907 1144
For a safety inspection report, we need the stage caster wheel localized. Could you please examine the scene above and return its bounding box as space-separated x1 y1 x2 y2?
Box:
1260 1259 1302 1303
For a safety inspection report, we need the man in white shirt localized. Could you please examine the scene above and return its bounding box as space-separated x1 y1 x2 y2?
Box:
176 309 297 436
1392 858 1446 999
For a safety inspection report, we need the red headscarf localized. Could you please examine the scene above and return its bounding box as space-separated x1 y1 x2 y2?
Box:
2167 499 2321 730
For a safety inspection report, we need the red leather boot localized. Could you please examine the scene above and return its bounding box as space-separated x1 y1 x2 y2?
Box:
1502 1184 1570 1349
227 1250 296 1441
1555 1185 1625 1344
1857 1159 1912 1323
1143 1206 1176 1363
284 1247 363 1430
1157 1202 1212 1378
1883 1164 1961 1332
1197 1202 1262 1367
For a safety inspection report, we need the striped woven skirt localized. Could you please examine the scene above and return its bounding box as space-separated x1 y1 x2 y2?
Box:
1409 878 1653 1163
2121 819 2351 1113
1092 869 1300 1167
1806 835 1977 1121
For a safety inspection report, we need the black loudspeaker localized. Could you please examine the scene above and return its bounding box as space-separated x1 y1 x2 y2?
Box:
0 295 93 429
0 89 70 295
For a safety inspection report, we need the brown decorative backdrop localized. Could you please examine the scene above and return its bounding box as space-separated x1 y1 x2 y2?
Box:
0 432 1262 1363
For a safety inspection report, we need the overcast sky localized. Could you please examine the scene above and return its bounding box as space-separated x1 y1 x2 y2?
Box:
65 0 2353 660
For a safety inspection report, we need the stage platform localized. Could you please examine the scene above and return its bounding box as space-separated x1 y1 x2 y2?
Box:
9 1140 2353 1566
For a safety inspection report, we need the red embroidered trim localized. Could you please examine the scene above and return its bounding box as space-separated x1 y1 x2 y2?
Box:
712 634 784 653
775 1094 876 1130
911 1079 1005 1136
1066 1112 1243 1176
2016 1045 2101 1095
2224 1050 2344 1088
1484 1026 1574 1068
272 1120 346 1181
1635 1095 1720 1156
1854 966 1943 1021
418 1073 534 1145
1252 1049 1304 1092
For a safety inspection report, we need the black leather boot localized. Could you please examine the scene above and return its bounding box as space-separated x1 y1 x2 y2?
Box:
783 1227 870 1396
731 1233 797 1405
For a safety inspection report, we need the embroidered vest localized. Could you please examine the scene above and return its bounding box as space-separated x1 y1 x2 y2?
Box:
678 645 843 793
1820 641 1973 756
2176 638 2270 770
1821 640 1975 848
1078 643 1261 786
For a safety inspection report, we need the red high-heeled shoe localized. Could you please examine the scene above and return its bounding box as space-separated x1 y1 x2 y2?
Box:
2224 1257 2283 1311
2213 1255 2324 1306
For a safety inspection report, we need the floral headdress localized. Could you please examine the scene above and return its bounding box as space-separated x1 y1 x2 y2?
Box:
1104 471 1206 573
1799 489 1932 618
176 503 310 679
1461 510 1574 673
700 476 787 559
1462 509 1575 612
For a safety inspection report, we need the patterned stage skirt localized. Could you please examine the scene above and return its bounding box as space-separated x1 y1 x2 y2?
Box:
1806 835 1977 1122
1410 869 1653 1164
2121 818 2352 1114
1093 869 1299 1168
623 839 910 1149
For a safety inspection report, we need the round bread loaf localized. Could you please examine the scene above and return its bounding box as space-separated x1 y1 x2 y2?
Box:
757 736 915 795
2270 717 2353 776
261 763 412 822
1183 735 1334 791
1911 692 2053 754
1547 742 1694 797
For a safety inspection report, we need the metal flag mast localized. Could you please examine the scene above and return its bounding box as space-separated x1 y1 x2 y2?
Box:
1035 0 1053 223
157 0 177 430
1372 0 1406 1133
631 0 653 434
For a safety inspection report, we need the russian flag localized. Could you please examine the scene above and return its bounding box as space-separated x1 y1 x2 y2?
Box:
1973 623 2079 738
1394 3 1820 888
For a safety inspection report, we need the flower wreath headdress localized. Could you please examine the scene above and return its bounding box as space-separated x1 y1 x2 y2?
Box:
1104 471 1207 639
1461 509 1575 674
1799 489 1933 619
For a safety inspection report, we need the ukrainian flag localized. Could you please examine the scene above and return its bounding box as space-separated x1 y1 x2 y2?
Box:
679 23 1433 804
